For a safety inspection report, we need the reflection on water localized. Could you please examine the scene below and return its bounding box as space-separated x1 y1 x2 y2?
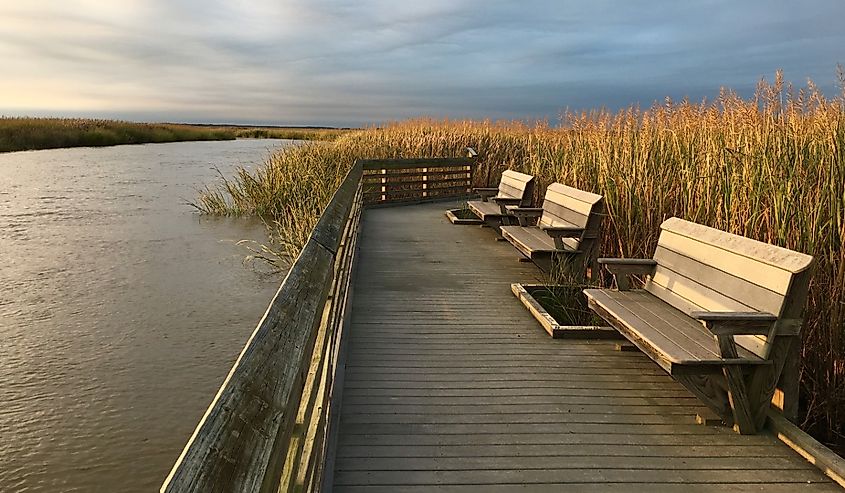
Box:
0 140 287 492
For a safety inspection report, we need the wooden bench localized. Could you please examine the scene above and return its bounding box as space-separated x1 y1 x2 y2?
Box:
583 217 814 434
467 170 535 231
500 183 604 275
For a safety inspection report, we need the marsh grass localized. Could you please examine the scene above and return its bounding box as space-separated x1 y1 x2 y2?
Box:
231 126 351 141
198 72 845 448
0 117 235 153
526 285 604 327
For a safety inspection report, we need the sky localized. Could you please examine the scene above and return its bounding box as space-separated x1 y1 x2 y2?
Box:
1 0 843 127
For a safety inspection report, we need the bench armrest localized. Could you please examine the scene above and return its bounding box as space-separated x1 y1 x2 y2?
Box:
541 225 584 250
473 188 499 201
508 207 543 226
491 196 523 214
540 225 584 238
491 196 523 205
598 258 657 291
692 311 778 336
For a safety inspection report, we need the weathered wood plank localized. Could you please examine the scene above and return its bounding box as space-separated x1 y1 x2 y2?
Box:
335 443 794 459
334 485 843 493
337 432 777 447
359 157 474 169
333 468 830 486
336 422 720 436
660 217 814 274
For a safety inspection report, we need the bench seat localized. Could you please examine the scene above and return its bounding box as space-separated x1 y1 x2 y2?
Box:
500 183 603 276
583 289 765 372
500 225 580 257
467 170 535 231
466 200 505 222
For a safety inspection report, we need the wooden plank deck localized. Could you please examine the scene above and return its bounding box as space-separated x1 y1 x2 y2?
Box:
332 201 840 492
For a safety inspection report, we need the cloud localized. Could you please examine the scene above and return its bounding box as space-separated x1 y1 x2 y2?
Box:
0 0 842 126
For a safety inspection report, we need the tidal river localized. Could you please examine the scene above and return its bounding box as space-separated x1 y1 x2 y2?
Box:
0 140 289 492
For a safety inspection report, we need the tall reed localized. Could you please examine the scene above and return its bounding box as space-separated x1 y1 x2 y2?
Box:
198 73 845 448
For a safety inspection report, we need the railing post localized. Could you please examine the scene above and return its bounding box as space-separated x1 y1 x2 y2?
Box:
380 168 386 203
465 147 477 195
422 167 428 198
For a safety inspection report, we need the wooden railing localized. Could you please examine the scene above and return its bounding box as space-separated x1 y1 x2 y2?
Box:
161 163 362 493
161 152 473 493
362 149 475 206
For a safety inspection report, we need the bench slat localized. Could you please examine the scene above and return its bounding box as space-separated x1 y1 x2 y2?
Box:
498 183 523 200
497 171 535 207
583 289 763 370
540 201 590 230
647 266 757 313
662 217 814 274
501 226 580 255
467 201 505 221
499 170 534 184
544 185 596 217
657 229 793 296
652 245 785 315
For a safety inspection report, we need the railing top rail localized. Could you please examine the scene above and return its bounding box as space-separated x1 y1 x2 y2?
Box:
360 157 474 170
360 148 477 170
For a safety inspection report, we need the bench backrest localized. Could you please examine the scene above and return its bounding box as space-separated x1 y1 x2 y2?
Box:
497 170 535 207
645 217 814 359
539 183 604 251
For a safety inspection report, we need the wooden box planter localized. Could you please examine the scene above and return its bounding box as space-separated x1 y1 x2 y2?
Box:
511 283 620 339
445 208 483 225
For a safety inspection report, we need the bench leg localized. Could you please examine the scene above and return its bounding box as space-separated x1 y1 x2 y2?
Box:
748 336 798 429
716 335 759 434
771 336 800 422
482 217 503 235
675 373 732 426
533 256 553 272
722 365 756 434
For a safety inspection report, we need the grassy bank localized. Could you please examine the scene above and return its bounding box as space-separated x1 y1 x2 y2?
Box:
0 118 238 153
229 126 351 141
197 74 845 450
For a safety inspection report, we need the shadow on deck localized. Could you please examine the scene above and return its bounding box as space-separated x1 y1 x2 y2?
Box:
332 201 838 492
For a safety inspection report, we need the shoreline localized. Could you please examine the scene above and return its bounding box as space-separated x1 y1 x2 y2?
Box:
0 117 351 153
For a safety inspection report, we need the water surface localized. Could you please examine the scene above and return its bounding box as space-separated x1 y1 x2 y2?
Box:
0 140 287 492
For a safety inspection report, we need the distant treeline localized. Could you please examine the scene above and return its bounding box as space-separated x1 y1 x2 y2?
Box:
0 118 351 153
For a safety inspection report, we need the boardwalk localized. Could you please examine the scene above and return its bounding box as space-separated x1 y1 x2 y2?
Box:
332 201 839 492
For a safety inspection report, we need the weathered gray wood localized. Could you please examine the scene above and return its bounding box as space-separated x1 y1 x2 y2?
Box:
162 165 363 493
583 289 764 367
361 156 474 206
360 157 474 169
585 217 815 434
333 202 835 491
466 170 535 230
466 200 502 221
333 467 830 485
768 410 845 488
501 182 603 275
333 485 843 493
598 258 658 290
